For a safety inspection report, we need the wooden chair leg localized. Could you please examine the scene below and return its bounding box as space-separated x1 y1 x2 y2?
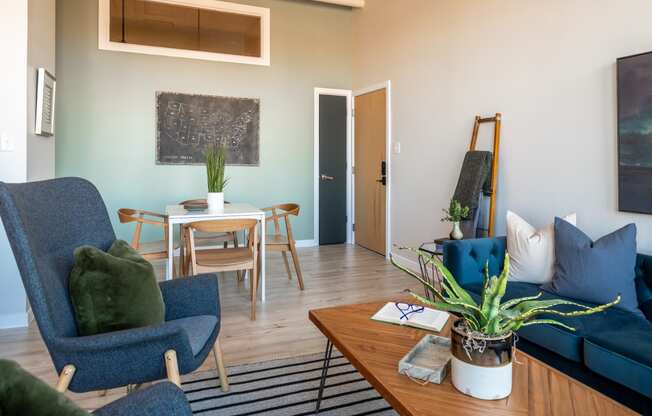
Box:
281 251 292 280
165 349 181 387
212 339 230 392
56 364 76 393
289 244 305 290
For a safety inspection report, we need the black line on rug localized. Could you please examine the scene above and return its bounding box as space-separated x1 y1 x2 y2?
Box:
194 386 380 415
184 362 353 394
182 354 345 386
189 375 367 405
349 406 395 416
291 396 386 416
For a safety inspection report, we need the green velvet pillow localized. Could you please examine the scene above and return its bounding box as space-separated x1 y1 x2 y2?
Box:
69 239 165 336
0 359 89 416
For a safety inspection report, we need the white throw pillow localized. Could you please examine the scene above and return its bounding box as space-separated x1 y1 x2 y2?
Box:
506 211 577 284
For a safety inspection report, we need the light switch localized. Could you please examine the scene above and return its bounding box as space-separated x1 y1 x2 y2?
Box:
0 133 14 152
393 141 401 154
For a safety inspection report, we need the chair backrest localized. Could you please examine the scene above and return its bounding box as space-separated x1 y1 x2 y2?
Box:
117 208 167 250
0 178 116 342
188 218 257 236
263 203 300 236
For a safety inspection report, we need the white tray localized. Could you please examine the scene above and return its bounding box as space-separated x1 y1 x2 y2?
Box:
398 334 452 384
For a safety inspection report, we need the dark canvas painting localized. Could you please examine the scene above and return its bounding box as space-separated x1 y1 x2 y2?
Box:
156 92 260 166
618 52 652 213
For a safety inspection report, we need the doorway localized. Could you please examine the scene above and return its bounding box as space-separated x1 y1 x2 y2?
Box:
313 88 352 246
353 82 391 257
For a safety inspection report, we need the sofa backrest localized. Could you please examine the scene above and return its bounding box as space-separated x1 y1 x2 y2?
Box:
0 178 116 342
443 237 652 322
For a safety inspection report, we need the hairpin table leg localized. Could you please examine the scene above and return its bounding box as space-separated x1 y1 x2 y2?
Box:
315 340 334 414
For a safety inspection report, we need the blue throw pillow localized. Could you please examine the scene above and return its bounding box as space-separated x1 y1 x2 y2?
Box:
542 218 641 315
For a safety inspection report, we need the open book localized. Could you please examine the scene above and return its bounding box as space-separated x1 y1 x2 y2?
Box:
371 302 449 332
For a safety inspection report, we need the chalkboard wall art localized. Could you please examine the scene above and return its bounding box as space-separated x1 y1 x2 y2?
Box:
618 52 652 214
156 92 260 166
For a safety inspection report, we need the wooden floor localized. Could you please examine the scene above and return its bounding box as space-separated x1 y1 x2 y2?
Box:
0 244 418 410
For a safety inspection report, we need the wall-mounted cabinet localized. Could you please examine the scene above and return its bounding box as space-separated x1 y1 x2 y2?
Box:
99 0 270 65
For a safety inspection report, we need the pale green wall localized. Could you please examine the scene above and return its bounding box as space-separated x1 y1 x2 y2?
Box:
56 0 352 242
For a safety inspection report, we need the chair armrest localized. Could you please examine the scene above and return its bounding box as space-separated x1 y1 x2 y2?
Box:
50 324 195 391
94 382 192 416
442 237 506 286
159 273 220 320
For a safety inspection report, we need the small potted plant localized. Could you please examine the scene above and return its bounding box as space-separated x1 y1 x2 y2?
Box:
205 143 229 212
441 199 470 240
391 249 619 400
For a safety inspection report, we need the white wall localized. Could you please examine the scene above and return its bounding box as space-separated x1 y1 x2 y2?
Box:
352 0 652 256
0 0 55 329
0 1 29 329
28 0 56 181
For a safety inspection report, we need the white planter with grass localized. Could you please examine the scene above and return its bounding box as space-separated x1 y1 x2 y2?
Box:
207 192 224 212
205 143 229 212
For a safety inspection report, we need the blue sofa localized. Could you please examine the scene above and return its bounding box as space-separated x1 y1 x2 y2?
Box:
443 237 652 411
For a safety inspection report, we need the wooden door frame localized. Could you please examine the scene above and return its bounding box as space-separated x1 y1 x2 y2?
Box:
353 80 392 258
313 87 353 246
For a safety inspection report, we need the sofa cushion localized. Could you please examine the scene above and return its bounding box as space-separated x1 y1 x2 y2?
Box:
543 219 641 316
0 359 89 416
167 315 218 356
69 240 166 336
584 319 652 399
506 210 576 284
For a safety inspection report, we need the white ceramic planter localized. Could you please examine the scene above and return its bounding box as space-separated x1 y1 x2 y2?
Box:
207 192 224 212
451 356 512 400
450 221 463 240
450 319 514 400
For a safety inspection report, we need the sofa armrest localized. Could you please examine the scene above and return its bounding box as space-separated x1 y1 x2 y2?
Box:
442 237 506 286
94 382 192 416
159 273 220 320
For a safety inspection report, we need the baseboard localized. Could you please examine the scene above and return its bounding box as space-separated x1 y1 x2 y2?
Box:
389 250 421 274
295 239 317 248
0 312 28 329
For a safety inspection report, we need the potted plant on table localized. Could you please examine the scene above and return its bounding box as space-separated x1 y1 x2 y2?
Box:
391 249 620 400
441 199 470 240
205 143 229 212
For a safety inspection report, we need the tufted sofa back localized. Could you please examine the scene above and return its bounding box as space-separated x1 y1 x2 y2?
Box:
443 237 652 322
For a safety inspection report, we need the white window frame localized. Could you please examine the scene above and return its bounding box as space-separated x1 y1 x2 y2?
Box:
98 0 270 66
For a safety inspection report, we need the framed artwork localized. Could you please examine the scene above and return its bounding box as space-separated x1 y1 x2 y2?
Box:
156 92 260 166
618 51 652 214
35 68 56 136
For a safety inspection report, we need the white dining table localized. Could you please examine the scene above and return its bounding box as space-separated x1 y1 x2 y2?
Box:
165 203 267 302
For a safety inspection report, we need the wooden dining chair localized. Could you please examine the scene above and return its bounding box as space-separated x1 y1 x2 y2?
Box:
117 208 178 277
262 204 305 290
185 219 259 320
178 199 239 276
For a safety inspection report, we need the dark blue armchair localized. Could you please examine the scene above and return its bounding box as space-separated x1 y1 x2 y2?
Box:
94 382 192 416
0 178 229 394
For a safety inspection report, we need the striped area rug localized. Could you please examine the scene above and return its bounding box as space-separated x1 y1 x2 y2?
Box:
181 351 398 415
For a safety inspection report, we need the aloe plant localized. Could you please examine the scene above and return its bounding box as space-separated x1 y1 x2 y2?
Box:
205 143 229 193
391 248 620 337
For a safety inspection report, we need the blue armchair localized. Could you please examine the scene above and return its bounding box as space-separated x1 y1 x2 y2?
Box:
0 177 229 394
94 382 192 416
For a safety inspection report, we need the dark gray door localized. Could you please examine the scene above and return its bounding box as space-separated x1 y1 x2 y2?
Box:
319 95 347 245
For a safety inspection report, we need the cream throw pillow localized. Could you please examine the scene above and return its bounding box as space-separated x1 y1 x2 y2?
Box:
507 211 577 284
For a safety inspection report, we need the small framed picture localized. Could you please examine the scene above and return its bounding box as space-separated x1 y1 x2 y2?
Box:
35 68 56 136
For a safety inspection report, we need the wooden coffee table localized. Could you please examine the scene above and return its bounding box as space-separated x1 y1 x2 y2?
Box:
309 301 637 416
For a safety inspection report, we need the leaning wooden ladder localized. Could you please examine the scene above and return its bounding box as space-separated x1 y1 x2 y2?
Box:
469 113 502 237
